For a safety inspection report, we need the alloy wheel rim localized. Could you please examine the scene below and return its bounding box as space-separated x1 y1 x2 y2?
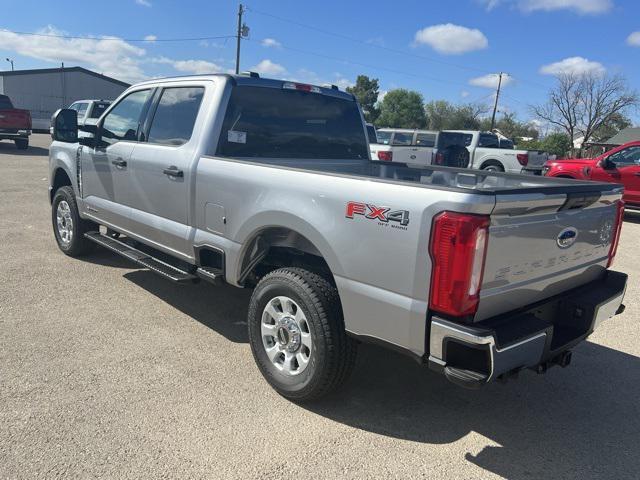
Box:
56 200 73 246
261 296 312 376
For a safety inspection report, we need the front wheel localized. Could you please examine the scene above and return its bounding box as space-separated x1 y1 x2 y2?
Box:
52 186 96 256
248 267 357 402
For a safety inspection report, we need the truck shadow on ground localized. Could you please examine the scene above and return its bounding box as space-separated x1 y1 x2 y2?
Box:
0 142 49 156
123 269 638 479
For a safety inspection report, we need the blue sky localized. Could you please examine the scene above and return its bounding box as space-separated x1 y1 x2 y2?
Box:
1 0 639 124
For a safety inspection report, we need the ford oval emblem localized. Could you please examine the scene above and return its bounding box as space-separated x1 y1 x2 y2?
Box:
557 227 578 249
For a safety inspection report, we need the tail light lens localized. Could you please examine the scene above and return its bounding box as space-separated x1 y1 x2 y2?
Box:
516 153 529 166
607 200 625 268
429 212 490 317
434 152 444 165
377 150 393 161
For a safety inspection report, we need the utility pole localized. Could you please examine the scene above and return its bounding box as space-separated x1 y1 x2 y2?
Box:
235 3 245 74
490 72 503 131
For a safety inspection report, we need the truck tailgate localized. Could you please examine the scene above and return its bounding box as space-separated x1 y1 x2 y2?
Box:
526 151 548 169
0 109 31 130
477 187 622 320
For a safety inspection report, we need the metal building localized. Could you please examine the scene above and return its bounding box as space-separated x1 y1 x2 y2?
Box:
0 66 129 130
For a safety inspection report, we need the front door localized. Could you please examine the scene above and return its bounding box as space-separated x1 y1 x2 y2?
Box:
127 85 206 256
81 89 152 231
592 145 640 206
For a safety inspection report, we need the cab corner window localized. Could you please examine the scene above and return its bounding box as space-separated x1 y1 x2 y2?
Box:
147 87 205 146
101 89 151 145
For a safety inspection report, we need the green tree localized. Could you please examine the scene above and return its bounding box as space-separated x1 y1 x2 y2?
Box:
425 100 487 130
376 89 426 128
517 132 571 158
346 75 380 123
591 112 632 142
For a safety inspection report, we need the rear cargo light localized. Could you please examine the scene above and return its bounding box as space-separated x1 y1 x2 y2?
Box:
516 153 529 166
377 150 393 161
429 211 490 317
283 82 321 93
607 200 625 268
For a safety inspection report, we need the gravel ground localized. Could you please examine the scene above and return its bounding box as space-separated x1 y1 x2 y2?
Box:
1 134 639 479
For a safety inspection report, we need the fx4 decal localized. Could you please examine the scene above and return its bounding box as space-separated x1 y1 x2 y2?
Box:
345 201 410 227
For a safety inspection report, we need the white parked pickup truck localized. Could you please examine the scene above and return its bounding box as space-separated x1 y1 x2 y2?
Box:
444 130 549 175
370 128 470 168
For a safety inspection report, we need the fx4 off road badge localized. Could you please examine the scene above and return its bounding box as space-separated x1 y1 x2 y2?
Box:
345 201 410 229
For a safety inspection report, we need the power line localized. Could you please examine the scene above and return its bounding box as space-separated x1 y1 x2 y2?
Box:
0 28 236 43
245 5 551 92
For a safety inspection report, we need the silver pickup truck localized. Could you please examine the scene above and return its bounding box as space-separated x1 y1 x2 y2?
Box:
48 73 627 401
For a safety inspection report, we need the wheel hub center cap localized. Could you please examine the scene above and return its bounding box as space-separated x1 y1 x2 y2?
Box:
277 316 301 352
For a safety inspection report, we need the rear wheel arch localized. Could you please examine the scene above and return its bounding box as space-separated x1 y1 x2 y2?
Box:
480 159 505 172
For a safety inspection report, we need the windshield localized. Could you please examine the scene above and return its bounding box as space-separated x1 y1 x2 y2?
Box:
216 86 368 159
89 101 110 119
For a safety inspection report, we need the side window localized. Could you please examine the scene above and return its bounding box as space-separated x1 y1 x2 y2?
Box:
392 132 413 146
415 133 435 147
101 90 151 145
68 103 80 111
377 131 391 145
76 103 89 118
147 87 204 146
478 133 500 148
609 146 640 166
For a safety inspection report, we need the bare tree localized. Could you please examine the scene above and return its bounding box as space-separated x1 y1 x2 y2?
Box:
531 73 638 156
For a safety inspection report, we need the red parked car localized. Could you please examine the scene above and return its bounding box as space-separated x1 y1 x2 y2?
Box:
543 141 640 208
0 94 31 150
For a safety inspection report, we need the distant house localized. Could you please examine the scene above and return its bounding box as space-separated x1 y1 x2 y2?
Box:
0 66 129 130
604 127 640 146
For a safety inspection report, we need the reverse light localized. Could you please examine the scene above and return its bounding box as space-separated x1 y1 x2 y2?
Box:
516 153 529 166
377 150 393 161
429 212 490 317
283 82 321 93
607 200 625 268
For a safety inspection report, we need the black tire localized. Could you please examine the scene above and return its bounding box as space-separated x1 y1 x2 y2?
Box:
15 138 29 150
51 186 97 257
444 145 469 168
248 267 357 402
481 160 504 172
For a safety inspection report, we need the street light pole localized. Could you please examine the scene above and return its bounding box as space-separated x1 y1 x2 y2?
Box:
6 58 14 71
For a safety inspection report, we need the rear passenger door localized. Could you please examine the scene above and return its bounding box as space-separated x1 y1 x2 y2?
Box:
127 85 206 256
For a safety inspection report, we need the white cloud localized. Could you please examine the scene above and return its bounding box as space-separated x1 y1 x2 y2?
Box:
627 31 640 47
414 24 488 55
482 0 503 10
0 26 147 83
469 73 514 88
539 56 605 76
135 0 152 6
461 90 470 98
250 59 286 76
261 38 281 48
519 0 612 14
144 35 157 42
153 57 223 74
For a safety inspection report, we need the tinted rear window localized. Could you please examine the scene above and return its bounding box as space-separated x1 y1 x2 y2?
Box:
0 95 13 109
415 132 435 147
366 125 378 143
148 87 204 146
216 86 367 160
377 131 391 145
392 132 412 146
89 102 110 119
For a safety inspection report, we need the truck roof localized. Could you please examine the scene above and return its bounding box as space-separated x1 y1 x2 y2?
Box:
132 73 355 101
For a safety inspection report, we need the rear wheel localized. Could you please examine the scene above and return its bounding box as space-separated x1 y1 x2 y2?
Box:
248 267 357 402
15 138 28 150
52 186 96 256
481 161 504 172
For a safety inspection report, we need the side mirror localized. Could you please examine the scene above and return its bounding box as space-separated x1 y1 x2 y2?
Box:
51 109 78 143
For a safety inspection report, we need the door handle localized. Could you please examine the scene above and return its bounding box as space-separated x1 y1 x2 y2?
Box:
634 172 640 177
163 166 184 178
111 158 127 167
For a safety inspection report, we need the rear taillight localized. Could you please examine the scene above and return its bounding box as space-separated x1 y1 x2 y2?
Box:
429 212 490 317
377 150 393 161
516 153 529 166
434 152 444 165
607 200 625 268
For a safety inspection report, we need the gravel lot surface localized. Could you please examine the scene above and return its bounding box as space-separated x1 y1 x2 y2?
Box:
1 134 639 479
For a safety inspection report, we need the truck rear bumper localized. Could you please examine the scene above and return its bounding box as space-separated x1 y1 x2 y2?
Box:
427 270 627 388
